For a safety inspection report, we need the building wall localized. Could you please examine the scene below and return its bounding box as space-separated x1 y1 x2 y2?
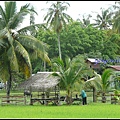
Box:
86 61 100 69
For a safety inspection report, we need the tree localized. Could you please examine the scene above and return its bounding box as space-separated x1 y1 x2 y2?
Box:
77 14 92 28
100 69 114 102
36 20 120 67
84 71 102 102
0 1 50 96
43 1 72 60
110 71 120 90
51 54 93 104
101 30 119 60
112 1 120 33
84 69 113 103
92 7 113 30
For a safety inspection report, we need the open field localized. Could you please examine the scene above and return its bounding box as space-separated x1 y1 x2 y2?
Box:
0 89 119 118
0 103 120 118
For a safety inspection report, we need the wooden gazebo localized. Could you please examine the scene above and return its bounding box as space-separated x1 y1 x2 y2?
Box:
18 72 60 105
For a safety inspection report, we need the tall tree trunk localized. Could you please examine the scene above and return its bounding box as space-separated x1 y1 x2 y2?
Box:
7 63 12 97
57 33 62 60
7 77 12 97
44 61 46 71
93 87 97 102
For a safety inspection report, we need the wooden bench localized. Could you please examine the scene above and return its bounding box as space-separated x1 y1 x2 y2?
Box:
30 97 60 105
72 98 82 102
1 95 26 105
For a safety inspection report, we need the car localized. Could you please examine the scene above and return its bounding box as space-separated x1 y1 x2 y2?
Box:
0 82 4 89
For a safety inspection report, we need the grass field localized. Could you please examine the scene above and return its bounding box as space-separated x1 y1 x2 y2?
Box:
0 90 119 118
0 103 120 118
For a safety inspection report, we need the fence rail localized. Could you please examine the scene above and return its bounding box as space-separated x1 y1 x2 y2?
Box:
1 95 26 105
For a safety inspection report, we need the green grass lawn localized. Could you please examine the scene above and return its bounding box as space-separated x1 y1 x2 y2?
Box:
0 90 119 118
0 103 120 118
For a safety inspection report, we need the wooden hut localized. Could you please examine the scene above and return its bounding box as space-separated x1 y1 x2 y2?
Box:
18 72 60 105
86 58 102 69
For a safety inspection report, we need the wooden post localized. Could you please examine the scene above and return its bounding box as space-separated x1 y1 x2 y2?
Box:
93 87 97 102
24 96 26 105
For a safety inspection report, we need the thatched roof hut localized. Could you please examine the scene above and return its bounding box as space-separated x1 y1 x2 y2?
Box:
18 72 60 91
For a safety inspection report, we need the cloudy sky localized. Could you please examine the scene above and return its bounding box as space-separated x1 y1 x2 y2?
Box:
0 1 115 29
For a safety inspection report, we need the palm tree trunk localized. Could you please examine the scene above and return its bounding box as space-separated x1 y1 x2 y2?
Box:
93 87 97 102
44 61 46 71
6 62 12 103
7 76 12 96
102 92 106 103
66 89 72 105
7 62 12 97
57 33 62 60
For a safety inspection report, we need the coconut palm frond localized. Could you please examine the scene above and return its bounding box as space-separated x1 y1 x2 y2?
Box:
102 69 113 84
5 1 17 21
20 3 30 11
0 28 7 39
84 71 102 90
17 23 46 33
8 10 28 29
101 69 113 91
37 51 51 64
0 58 10 83
7 45 19 72
17 34 50 64
51 57 64 69
0 5 7 26
18 34 48 51
14 40 32 75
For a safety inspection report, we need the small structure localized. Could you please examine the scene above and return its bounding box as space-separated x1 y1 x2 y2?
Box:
107 65 120 71
86 58 103 69
18 72 60 105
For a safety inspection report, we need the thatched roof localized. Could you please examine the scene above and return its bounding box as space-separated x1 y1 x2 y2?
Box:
18 72 60 91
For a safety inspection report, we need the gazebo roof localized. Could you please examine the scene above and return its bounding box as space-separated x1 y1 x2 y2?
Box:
18 72 60 91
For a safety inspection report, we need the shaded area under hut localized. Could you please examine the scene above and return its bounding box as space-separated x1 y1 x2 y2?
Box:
18 72 61 105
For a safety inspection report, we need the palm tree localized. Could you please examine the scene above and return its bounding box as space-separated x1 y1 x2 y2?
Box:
112 1 120 33
43 1 72 60
51 54 93 104
110 71 120 90
101 69 114 102
92 7 113 30
77 14 92 28
84 69 113 103
84 71 101 102
0 1 50 96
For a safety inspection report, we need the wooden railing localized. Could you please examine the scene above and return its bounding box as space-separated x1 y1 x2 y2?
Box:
111 94 120 104
1 95 26 105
